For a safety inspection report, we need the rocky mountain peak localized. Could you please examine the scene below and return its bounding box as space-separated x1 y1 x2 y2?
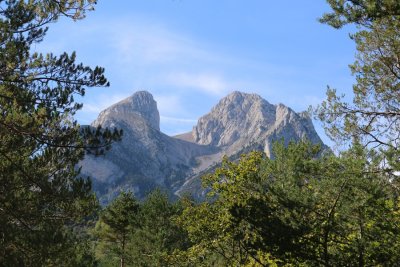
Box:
92 91 160 131
82 90 328 203
192 91 276 147
214 91 265 110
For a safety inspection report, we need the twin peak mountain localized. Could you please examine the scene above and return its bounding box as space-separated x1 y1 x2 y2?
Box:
81 91 326 203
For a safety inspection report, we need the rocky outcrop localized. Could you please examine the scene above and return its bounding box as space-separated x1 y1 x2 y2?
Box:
80 91 215 204
92 91 160 131
190 91 324 158
174 91 327 197
193 92 276 147
80 90 327 204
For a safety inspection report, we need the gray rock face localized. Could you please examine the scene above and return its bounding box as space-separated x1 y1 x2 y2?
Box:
193 92 276 147
191 91 324 158
80 90 327 203
92 91 160 131
80 91 215 204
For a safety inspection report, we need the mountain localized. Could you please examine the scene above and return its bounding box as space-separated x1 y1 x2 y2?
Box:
190 91 322 157
80 91 327 204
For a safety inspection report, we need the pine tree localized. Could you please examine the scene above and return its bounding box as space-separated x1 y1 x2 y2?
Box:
129 189 191 266
317 0 400 161
320 0 400 28
94 192 139 267
0 1 121 265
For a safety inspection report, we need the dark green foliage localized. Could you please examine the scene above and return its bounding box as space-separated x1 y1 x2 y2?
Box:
129 189 191 266
321 0 400 28
94 190 191 267
0 1 121 265
91 145 400 266
173 142 400 266
94 192 139 267
317 0 400 164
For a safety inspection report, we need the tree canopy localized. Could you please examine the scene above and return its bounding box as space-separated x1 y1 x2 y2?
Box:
317 0 400 170
321 0 400 28
0 1 121 265
170 142 400 266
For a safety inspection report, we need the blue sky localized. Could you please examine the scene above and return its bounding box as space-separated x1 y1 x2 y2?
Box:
36 0 357 146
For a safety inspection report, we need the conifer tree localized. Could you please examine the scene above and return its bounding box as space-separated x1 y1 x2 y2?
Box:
129 189 191 266
0 1 121 265
94 192 139 267
317 0 400 161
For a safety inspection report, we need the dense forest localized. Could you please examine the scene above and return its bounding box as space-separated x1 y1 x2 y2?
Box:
1 0 400 266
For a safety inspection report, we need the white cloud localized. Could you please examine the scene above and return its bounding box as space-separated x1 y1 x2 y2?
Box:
80 93 130 114
153 94 187 116
164 72 234 96
37 15 330 136
103 18 217 66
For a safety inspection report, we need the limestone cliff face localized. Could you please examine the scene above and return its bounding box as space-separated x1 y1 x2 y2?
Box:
191 91 324 158
92 91 160 131
193 92 276 147
80 90 327 203
80 91 214 204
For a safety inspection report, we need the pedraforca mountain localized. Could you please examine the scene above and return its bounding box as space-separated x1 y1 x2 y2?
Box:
190 91 324 157
92 91 160 131
80 90 328 204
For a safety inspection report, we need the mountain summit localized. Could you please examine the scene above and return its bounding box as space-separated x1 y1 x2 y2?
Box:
189 91 323 157
193 91 275 147
81 91 327 203
92 90 160 131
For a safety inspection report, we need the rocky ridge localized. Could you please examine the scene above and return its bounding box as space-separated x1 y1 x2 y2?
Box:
80 91 327 203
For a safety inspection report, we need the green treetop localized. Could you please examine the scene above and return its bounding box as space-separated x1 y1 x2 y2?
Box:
94 192 139 267
0 1 121 266
173 142 400 266
321 0 400 28
317 0 400 172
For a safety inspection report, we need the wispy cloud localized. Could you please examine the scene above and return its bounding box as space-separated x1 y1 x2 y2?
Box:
103 18 219 66
39 15 267 97
37 14 332 136
153 94 186 116
80 93 130 114
164 72 233 96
